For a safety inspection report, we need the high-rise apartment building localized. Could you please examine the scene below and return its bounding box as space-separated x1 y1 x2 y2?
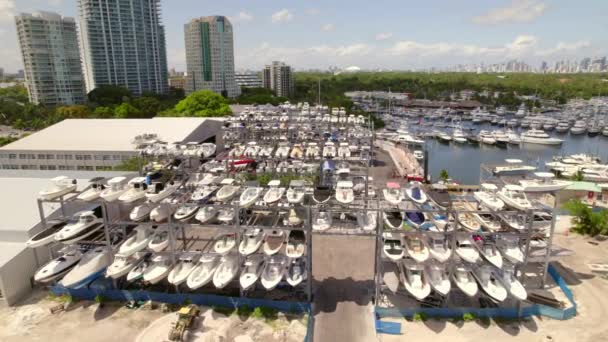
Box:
184 16 240 98
15 11 86 105
78 0 168 95
235 72 262 89
262 61 294 98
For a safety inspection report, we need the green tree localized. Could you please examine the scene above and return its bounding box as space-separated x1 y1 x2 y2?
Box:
166 90 232 117
440 169 449 182
571 170 585 181
93 106 114 118
114 103 142 118
563 199 608 236
132 96 161 117
87 85 132 106
55 105 91 118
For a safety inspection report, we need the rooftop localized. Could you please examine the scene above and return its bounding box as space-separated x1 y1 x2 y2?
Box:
1 118 221 152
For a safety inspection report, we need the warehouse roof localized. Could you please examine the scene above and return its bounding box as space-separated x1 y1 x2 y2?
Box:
1 117 223 152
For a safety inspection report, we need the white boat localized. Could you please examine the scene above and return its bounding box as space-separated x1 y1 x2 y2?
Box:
216 178 240 202
148 228 170 252
497 184 532 211
286 230 306 258
501 264 527 300
455 235 480 263
305 142 320 159
274 142 291 159
195 206 218 224
452 127 467 143
173 203 199 222
146 180 180 203
451 265 478 297
236 229 264 257
264 180 286 205
119 177 148 203
99 176 128 202
263 229 285 255
34 247 82 283
217 207 235 223
335 180 354 204
312 210 332 231
478 130 496 145
106 252 147 279
213 253 239 289
77 179 105 202
244 141 261 157
239 254 265 290
497 212 525 231
427 234 452 262
521 129 563 145
119 226 153 256
143 255 173 284
213 233 236 255
497 235 524 263
473 183 504 211
39 176 77 200
191 184 218 202
26 220 68 248
61 247 112 288
405 182 427 204
399 262 431 301
286 180 306 204
519 172 571 192
514 103 527 118
413 150 424 160
472 211 502 232
403 236 429 262
126 255 152 282
382 232 404 261
168 252 201 285
357 211 377 231
475 239 503 269
54 211 103 244
239 186 263 208
383 182 403 205
261 254 287 290
337 142 351 159
150 199 178 223
200 143 216 158
187 254 220 290
493 159 536 176
322 142 336 158
472 265 508 302
285 258 307 287
129 202 157 221
425 263 451 296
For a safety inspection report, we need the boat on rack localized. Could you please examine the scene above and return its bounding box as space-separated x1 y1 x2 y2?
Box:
474 237 503 268
239 186 263 208
335 180 354 204
148 227 169 252
496 235 524 263
187 254 221 290
405 182 427 204
61 247 112 288
214 233 236 255
399 261 431 301
239 254 265 290
119 177 148 203
239 228 264 256
261 254 287 290
403 235 429 262
455 235 480 263
383 182 404 205
106 252 147 279
357 211 377 231
213 253 239 289
195 206 218 224
216 178 240 202
473 183 504 211
54 211 103 244
263 229 285 255
26 220 68 248
382 232 404 261
286 180 306 204
425 263 451 296
173 203 199 222
264 180 285 204
34 247 82 283
168 252 201 286
472 265 508 302
119 226 153 256
427 233 452 262
77 178 106 202
286 258 307 287
383 211 403 230
501 264 527 300
312 210 332 231
497 185 532 211
286 230 306 258
519 172 571 192
451 265 478 297
39 176 77 200
99 176 128 202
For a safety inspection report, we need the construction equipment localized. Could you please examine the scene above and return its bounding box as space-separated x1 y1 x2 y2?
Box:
168 304 200 341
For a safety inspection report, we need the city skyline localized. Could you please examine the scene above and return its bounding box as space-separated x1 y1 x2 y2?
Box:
1 0 607 73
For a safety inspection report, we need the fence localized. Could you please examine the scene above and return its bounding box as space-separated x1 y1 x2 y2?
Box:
375 264 577 335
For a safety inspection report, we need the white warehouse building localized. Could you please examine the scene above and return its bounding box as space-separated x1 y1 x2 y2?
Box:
0 117 224 172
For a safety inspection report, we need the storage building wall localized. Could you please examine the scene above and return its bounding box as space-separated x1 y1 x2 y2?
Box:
0 247 40 306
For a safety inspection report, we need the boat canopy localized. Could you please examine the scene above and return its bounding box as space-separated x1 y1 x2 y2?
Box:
505 159 523 164
220 178 235 185
534 172 555 179
268 180 281 187
337 181 354 188
289 180 305 187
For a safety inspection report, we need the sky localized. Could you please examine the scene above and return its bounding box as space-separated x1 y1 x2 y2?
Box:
1 0 607 73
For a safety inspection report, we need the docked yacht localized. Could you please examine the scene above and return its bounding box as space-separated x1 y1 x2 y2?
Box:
521 129 563 145
34 247 82 283
239 186 264 208
118 226 153 256
493 159 536 176
478 130 496 145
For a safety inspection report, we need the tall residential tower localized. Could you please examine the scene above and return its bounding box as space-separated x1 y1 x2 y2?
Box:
262 61 294 98
15 11 86 105
184 16 240 98
78 0 168 95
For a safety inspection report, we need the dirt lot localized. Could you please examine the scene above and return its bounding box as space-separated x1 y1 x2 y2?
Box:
379 233 608 342
0 291 307 342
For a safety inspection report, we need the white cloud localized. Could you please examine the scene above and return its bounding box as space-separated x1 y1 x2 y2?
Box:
473 0 547 25
230 11 254 23
375 32 393 41
271 9 293 23
321 24 335 32
536 40 592 56
0 0 15 24
309 44 371 57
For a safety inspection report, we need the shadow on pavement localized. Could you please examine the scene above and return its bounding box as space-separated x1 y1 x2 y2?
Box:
312 277 374 314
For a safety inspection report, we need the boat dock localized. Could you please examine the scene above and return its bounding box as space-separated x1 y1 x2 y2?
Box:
376 140 423 178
